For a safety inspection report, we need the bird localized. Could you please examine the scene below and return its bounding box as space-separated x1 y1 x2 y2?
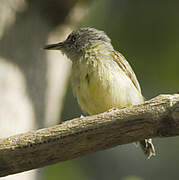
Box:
44 27 155 159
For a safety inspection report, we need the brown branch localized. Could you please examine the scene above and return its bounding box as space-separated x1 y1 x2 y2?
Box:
0 94 179 177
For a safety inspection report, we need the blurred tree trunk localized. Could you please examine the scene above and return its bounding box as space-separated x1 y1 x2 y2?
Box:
0 0 89 179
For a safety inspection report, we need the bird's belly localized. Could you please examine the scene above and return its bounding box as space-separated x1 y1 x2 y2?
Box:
72 60 144 115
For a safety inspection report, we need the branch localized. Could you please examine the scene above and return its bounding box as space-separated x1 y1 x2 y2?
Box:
0 94 179 177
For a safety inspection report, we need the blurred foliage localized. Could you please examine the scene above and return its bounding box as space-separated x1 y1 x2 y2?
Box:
45 160 89 180
122 176 143 180
48 0 179 180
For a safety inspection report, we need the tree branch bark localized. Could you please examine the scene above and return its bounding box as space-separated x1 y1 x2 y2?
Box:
0 94 179 177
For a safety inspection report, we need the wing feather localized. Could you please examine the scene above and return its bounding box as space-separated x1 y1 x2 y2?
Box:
112 51 141 93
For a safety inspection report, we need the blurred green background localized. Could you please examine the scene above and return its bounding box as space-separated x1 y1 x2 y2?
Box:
46 0 179 180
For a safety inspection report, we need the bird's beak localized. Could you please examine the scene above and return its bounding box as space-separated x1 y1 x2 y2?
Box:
44 42 63 50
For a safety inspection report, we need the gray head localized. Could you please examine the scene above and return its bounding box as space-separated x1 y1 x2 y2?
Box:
44 27 112 61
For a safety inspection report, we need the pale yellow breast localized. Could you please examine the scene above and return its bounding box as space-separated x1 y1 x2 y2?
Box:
71 50 144 115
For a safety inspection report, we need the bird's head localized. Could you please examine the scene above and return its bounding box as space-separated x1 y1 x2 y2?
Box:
44 27 111 61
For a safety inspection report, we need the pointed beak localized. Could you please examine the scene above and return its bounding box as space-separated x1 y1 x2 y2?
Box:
44 42 63 50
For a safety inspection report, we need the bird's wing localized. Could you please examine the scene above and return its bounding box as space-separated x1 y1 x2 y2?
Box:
112 50 141 93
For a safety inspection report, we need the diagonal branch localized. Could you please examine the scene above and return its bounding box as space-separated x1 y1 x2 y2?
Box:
0 94 179 177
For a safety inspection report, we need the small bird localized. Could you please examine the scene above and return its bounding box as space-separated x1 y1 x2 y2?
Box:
44 27 155 159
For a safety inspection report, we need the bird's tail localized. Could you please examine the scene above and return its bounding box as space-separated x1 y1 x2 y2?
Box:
139 139 155 159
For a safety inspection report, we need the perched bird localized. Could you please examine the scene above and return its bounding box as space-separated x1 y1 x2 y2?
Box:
44 27 155 159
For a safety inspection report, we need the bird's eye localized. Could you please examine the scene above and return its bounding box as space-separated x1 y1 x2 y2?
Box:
70 35 77 42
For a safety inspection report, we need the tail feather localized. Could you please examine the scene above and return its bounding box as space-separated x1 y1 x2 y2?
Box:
139 139 155 159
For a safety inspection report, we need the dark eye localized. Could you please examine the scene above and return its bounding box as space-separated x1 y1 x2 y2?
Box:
71 35 77 42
